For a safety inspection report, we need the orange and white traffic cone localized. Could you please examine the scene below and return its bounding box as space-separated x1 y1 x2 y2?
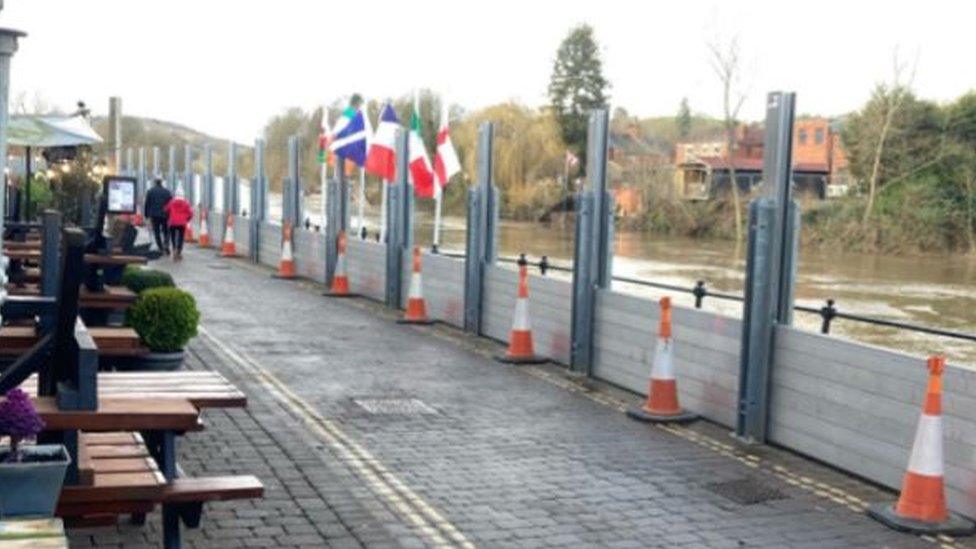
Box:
220 213 237 257
197 207 211 248
495 259 547 364
398 246 434 325
324 231 356 297
627 296 698 423
869 356 975 535
274 222 296 279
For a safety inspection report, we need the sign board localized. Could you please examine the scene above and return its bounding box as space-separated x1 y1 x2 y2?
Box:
104 176 136 214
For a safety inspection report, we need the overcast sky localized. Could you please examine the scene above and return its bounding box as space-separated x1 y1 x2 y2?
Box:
1 0 972 143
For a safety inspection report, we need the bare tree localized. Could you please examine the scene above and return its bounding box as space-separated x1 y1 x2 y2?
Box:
861 50 916 226
707 36 748 242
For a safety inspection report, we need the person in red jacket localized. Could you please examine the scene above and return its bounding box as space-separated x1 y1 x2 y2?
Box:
164 190 194 262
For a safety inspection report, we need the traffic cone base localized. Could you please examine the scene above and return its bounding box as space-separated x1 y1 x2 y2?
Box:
197 212 211 248
867 503 974 536
324 233 357 298
398 248 435 325
494 331 547 364
273 226 296 279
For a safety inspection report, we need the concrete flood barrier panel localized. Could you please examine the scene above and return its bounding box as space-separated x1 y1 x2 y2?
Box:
294 229 325 283
232 215 250 256
399 251 465 328
345 238 386 301
770 325 976 518
482 264 573 365
593 289 741 427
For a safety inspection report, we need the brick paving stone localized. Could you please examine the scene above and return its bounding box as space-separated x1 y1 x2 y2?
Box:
67 248 973 548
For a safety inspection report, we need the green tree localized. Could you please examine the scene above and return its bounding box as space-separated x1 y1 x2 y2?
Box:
547 24 610 167
677 97 692 140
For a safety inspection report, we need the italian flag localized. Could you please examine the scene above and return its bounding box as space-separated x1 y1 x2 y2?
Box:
409 98 435 198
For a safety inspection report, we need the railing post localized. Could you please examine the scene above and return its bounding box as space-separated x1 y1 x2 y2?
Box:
570 109 612 377
251 138 266 263
386 129 412 308
735 91 799 443
463 122 497 334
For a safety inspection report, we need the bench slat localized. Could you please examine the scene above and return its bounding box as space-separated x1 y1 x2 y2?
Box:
161 476 264 503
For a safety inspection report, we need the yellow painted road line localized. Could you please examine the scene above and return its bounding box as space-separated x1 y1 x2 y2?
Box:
199 325 475 549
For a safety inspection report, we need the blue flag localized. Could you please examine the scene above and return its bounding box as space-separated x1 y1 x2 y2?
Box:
329 107 368 167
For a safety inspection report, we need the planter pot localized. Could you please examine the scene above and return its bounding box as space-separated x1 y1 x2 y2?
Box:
0 444 71 518
113 349 185 371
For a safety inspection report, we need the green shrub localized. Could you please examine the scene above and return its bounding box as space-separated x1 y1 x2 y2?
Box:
121 266 175 294
126 288 200 352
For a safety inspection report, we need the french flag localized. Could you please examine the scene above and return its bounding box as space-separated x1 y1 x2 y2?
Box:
365 103 399 181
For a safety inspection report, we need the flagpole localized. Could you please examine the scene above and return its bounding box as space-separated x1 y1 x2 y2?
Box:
433 187 442 252
321 107 329 232
380 178 388 242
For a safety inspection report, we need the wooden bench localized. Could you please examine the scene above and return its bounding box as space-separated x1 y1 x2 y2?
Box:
18 371 247 409
1 326 148 358
78 286 138 310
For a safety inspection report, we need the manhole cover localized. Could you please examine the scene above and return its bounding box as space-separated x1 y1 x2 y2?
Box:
207 263 230 270
705 478 787 505
353 398 439 416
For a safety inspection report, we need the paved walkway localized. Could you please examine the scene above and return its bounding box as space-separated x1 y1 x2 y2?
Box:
69 246 970 548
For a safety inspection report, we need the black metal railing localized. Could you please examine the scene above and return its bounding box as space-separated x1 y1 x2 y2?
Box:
426 247 976 345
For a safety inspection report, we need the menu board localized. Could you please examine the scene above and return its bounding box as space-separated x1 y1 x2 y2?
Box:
106 177 136 214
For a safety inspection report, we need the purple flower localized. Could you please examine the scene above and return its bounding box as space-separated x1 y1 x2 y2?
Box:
0 388 45 461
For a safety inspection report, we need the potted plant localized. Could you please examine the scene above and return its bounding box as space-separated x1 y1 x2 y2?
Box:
119 287 200 371
0 389 70 518
120 266 175 294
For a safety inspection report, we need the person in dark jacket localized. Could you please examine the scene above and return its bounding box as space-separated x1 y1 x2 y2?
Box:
144 178 173 255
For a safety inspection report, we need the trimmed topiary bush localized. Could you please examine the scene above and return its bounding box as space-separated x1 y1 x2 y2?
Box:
126 288 200 352
121 266 175 295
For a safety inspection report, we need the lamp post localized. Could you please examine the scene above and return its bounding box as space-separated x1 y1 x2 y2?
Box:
0 24 27 325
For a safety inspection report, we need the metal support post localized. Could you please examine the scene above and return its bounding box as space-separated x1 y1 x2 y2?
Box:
183 144 193 203
463 122 498 334
251 138 266 263
167 145 177 190
152 146 161 180
735 91 799 443
570 109 613 376
137 147 147 213
385 129 412 308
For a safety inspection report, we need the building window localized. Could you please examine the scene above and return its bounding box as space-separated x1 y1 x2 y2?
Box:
798 129 807 144
815 128 825 144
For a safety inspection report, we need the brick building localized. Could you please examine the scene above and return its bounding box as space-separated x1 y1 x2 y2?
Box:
673 118 848 200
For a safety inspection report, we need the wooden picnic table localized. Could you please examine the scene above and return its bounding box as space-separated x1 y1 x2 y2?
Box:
78 286 138 310
2 248 40 261
19 371 247 409
34 396 201 432
1 325 149 358
2 239 41 251
83 254 148 267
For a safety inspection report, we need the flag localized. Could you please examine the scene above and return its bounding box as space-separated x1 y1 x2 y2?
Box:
409 97 435 198
329 106 368 167
433 101 461 198
365 102 400 181
317 125 329 164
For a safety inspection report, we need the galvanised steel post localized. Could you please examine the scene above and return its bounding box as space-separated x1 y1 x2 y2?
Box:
137 147 147 213
226 141 237 213
326 139 349 288
570 109 612 376
203 143 214 225
385 129 410 308
735 91 798 443
251 138 266 263
183 144 193 204
463 122 496 334
287 135 299 228
168 145 177 190
152 146 161 180
126 147 134 177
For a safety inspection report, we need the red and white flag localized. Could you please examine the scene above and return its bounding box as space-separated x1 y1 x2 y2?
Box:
365 102 399 181
433 101 461 198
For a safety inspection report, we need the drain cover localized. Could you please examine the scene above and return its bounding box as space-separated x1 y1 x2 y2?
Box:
705 478 787 505
353 398 438 416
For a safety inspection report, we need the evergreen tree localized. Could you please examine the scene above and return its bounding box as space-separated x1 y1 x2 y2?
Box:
677 97 692 139
547 24 610 167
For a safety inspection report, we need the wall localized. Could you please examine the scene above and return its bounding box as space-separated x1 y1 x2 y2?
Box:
770 325 976 518
258 222 281 269
592 289 741 426
345 238 386 302
482 265 573 365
